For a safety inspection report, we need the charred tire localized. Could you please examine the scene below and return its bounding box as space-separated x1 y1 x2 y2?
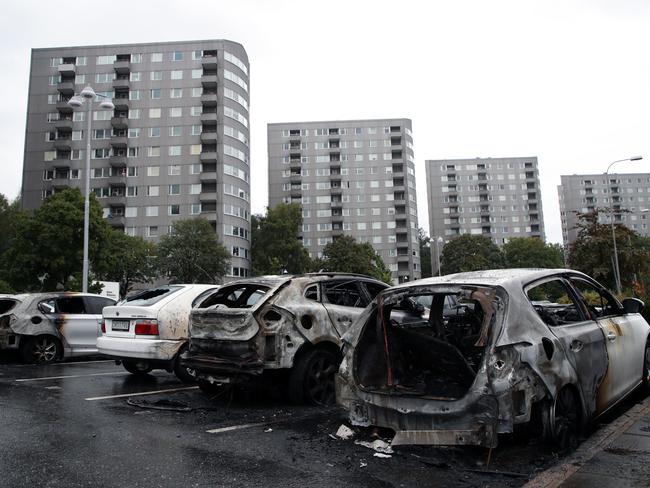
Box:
197 379 223 396
288 348 339 405
546 386 581 451
20 335 62 364
122 360 153 376
641 339 650 396
173 346 196 383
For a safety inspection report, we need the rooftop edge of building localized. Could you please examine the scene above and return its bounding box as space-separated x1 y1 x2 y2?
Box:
267 118 412 127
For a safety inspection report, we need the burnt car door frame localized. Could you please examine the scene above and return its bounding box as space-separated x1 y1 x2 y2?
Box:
320 279 373 337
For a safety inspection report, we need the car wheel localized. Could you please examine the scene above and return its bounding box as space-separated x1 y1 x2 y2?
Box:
549 387 581 451
641 339 650 395
122 360 153 376
197 379 223 396
21 335 62 364
289 348 339 405
173 347 196 383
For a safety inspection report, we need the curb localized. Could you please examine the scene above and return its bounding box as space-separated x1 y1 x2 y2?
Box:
523 396 650 488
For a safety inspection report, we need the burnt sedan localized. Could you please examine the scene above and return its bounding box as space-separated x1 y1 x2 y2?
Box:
182 273 388 404
337 269 650 449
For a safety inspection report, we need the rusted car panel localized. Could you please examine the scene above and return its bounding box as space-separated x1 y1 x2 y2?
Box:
0 293 116 362
183 273 388 404
337 269 650 448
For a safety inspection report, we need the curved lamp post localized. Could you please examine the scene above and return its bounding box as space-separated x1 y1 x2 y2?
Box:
68 86 114 293
605 156 643 294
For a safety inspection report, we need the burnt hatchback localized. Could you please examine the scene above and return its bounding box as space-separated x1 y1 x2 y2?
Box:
182 273 388 404
337 269 650 449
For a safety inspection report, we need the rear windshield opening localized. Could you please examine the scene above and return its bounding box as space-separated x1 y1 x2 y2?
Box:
122 286 182 307
199 284 270 309
0 299 19 315
354 289 494 400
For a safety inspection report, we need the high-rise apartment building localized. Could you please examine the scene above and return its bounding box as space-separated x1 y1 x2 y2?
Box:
21 40 251 278
268 119 420 284
426 157 545 245
558 173 650 246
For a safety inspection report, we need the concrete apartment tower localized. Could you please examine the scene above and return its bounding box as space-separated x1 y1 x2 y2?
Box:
558 173 650 246
426 156 545 253
21 40 251 278
268 119 420 284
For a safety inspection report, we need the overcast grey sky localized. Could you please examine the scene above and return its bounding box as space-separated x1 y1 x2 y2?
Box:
2 0 649 243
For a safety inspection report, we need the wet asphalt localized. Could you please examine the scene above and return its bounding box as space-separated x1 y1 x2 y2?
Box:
0 356 641 488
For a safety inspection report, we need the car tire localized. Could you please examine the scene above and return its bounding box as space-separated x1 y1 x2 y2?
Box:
288 348 339 405
546 386 581 451
20 335 62 364
641 339 650 395
197 379 223 396
173 346 196 383
122 360 153 376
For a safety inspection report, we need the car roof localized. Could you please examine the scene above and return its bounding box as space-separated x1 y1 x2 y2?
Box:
220 273 385 288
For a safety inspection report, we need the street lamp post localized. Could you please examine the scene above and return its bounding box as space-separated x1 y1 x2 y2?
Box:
605 156 643 295
68 86 114 293
435 237 444 276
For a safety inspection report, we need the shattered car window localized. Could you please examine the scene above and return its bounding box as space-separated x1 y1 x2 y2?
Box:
364 282 387 301
56 297 86 314
304 285 319 301
0 299 19 315
38 299 57 314
569 278 620 319
199 284 270 309
323 280 367 308
527 279 584 326
122 286 183 306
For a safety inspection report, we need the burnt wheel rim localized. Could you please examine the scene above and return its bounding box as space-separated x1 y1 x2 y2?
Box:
306 354 336 405
554 388 579 450
32 337 58 363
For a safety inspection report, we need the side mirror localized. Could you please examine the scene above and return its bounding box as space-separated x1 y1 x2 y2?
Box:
622 297 645 314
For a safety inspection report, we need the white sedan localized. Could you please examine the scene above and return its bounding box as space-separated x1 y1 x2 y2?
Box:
98 284 218 381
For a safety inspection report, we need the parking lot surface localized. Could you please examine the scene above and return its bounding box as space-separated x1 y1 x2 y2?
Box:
0 356 636 488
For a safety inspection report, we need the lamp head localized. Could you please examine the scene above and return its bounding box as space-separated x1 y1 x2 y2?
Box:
80 86 96 99
630 156 643 161
68 96 83 108
99 99 115 110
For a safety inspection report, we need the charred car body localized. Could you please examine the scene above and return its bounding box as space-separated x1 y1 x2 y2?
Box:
337 269 650 448
0 293 116 363
182 273 388 404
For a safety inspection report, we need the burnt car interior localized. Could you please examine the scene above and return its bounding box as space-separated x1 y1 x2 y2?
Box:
0 299 18 315
198 284 269 309
354 288 492 400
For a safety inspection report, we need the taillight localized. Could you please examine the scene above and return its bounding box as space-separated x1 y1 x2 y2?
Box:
134 319 159 335
101 320 106 333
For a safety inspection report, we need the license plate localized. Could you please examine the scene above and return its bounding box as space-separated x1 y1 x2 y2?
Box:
111 319 130 331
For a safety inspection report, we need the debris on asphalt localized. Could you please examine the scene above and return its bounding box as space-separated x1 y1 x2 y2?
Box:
126 398 192 412
354 439 394 454
335 424 355 440
373 452 392 459
359 460 368 468
264 428 273 433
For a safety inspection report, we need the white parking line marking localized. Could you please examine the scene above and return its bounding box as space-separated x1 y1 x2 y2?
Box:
206 422 268 434
85 386 198 401
15 372 130 382
58 360 114 366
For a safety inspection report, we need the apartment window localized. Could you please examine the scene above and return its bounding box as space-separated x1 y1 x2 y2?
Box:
129 109 140 120
191 87 202 97
127 147 139 157
168 204 180 215
147 226 158 237
169 107 182 117
149 127 160 137
49 57 61 67
169 146 181 156
190 204 201 215
128 128 140 138
129 90 141 100
190 164 201 174
129 72 141 82
127 167 138 177
169 126 182 137
48 75 60 85
224 52 249 75
224 69 248 92
151 52 163 62
92 148 111 159
172 51 183 61
189 184 201 194
191 125 202 135
96 55 116 65
168 165 181 176
125 207 138 218
170 70 183 80
150 88 161 99
44 151 57 161
74 74 86 85
147 185 159 196
357 223 367 230
190 145 201 155
148 146 160 157
131 53 142 63
95 73 114 83
150 71 163 81
149 108 161 118
168 184 180 195
170 88 183 98
190 106 202 116
191 69 202 79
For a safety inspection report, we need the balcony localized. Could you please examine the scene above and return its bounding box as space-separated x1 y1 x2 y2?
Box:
50 177 70 189
109 156 127 168
57 81 74 95
397 254 411 263
108 174 127 186
200 192 217 202
106 216 126 228
201 112 218 125
51 157 70 167
110 136 128 148
200 151 218 163
111 117 128 129
56 100 73 113
201 93 218 106
200 132 218 143
113 98 129 110
104 195 126 206
112 78 130 90
202 55 218 70
113 60 131 74
57 64 76 76
54 138 72 151
201 74 218 87
54 119 73 131
200 171 217 182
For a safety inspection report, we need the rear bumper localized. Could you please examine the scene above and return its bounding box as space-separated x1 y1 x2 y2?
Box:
97 336 183 361
0 331 20 350
182 338 264 379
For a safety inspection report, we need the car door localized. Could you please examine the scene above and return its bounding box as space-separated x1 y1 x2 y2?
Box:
84 295 116 340
55 296 98 352
321 279 370 336
526 277 609 416
567 276 647 409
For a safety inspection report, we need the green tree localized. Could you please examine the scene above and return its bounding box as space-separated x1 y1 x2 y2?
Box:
4 188 112 291
94 231 158 299
156 218 230 284
251 203 311 275
0 194 25 288
502 237 564 269
440 234 504 274
418 228 432 278
316 235 393 284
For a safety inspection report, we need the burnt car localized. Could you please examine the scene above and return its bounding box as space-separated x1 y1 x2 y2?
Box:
182 273 388 404
337 269 650 449
0 293 116 363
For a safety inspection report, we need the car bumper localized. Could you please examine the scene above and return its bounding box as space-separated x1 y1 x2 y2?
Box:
97 336 183 361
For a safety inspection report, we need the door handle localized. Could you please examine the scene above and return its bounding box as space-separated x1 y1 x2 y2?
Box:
570 340 583 352
606 331 617 342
